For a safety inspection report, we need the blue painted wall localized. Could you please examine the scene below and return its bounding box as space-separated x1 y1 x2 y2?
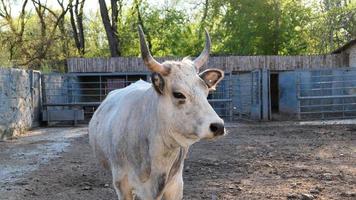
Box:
232 69 356 120
279 71 298 115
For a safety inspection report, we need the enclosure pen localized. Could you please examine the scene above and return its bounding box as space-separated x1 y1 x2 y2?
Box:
41 72 234 124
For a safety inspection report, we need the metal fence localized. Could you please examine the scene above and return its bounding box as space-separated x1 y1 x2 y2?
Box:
233 70 264 120
208 73 233 121
233 72 252 119
42 74 145 122
42 73 234 123
297 68 356 120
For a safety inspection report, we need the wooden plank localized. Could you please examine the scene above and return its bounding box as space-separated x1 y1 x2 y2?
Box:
66 54 349 73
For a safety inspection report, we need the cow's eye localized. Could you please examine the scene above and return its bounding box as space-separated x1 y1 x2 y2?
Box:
173 92 186 99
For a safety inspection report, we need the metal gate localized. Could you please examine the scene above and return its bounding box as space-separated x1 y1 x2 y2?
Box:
41 73 147 123
42 72 234 123
208 73 233 121
250 70 262 119
233 69 270 120
297 68 356 120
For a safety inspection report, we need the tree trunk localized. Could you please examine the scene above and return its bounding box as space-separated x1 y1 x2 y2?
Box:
99 0 121 57
70 0 85 56
271 0 280 55
77 0 85 55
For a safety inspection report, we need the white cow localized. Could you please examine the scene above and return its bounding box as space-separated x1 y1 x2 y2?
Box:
89 26 226 200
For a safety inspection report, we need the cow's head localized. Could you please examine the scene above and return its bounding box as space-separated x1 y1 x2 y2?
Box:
138 26 225 146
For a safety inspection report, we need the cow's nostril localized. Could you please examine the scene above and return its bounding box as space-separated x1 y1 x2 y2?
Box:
210 124 218 132
209 123 225 136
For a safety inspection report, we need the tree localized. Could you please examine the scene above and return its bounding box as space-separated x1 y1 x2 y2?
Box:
0 0 354 69
0 0 29 62
320 0 355 53
98 0 121 57
134 0 152 51
69 0 85 56
84 11 110 57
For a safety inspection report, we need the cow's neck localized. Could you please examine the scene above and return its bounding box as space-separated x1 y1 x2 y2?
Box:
141 88 189 187
145 88 191 171
149 123 189 174
155 121 187 156
152 130 188 180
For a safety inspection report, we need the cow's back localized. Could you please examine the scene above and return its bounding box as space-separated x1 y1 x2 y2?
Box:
88 80 152 169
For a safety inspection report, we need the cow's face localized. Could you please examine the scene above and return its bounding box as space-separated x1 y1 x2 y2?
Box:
138 26 226 146
158 60 225 144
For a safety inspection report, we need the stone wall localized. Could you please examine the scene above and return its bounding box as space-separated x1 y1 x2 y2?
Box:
0 68 41 140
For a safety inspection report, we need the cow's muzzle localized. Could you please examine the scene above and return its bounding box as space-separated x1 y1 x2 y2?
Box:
209 123 225 136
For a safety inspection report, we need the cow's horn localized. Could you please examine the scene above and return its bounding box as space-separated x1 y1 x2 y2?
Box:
194 29 211 70
138 25 168 75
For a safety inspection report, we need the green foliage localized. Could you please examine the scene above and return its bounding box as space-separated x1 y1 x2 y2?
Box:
305 0 356 54
141 8 201 57
84 11 111 57
118 3 203 57
0 0 355 70
39 63 53 74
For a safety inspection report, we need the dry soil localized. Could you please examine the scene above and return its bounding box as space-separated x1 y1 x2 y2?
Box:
0 122 355 200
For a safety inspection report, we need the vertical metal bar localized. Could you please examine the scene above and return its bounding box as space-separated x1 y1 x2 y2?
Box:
41 74 49 123
297 71 301 120
261 69 270 121
38 72 43 120
229 73 233 121
342 70 345 119
250 70 262 120
72 81 75 103
237 74 241 119
30 70 34 106
68 81 71 104
342 97 345 119
321 71 325 120
250 72 253 119
99 75 102 101
259 70 262 120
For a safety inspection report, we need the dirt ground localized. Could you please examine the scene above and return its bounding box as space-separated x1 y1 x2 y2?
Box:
0 122 355 200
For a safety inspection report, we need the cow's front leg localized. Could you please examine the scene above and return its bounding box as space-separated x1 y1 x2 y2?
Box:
113 174 134 200
162 174 183 200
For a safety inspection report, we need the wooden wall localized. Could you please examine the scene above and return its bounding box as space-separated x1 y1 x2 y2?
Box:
67 54 348 73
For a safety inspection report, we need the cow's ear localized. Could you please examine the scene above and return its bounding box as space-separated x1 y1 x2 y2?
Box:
199 69 224 91
151 72 165 95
